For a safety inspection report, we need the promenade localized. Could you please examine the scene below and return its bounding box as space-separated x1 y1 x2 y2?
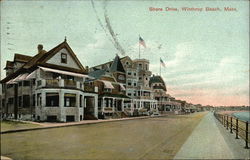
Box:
174 112 249 159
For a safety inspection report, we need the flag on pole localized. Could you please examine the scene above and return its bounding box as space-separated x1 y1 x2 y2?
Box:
139 36 146 48
160 58 166 67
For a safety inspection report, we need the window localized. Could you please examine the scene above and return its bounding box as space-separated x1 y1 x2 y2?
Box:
7 84 13 89
139 77 142 80
128 93 132 96
61 53 67 63
18 81 22 86
64 93 76 107
145 77 148 80
128 82 132 86
8 98 14 104
66 115 75 122
80 95 83 107
138 64 142 69
52 73 60 79
47 116 57 122
2 99 5 107
37 80 42 87
46 93 59 107
32 94 36 106
118 75 125 80
134 83 137 86
66 75 74 80
23 81 30 86
104 88 111 92
23 95 30 108
134 73 136 76
128 72 132 75
32 79 36 85
2 86 5 93
18 96 22 107
145 64 148 70
37 93 42 106
138 91 140 96
126 61 129 65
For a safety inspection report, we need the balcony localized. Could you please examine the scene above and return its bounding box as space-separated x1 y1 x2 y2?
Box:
46 79 59 87
138 95 151 99
64 79 76 88
84 83 95 92
38 79 97 92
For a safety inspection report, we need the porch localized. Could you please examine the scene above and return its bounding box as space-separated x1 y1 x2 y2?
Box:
35 88 98 122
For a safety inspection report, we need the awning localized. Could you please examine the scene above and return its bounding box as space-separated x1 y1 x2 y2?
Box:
39 66 92 79
119 84 126 90
6 79 17 84
26 70 36 79
101 80 114 89
11 73 29 82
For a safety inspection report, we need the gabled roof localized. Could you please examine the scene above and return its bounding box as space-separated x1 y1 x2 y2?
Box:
149 75 165 86
14 54 32 63
1 40 87 83
23 40 86 73
89 69 107 79
4 61 14 69
149 75 167 91
90 55 129 69
109 55 125 73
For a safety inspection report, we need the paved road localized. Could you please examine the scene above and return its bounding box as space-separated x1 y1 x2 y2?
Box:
1 112 205 160
174 112 250 159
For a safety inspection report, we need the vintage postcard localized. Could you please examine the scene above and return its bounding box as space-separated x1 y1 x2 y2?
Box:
0 0 249 159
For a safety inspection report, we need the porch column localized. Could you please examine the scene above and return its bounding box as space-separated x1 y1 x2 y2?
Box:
131 100 134 114
59 90 65 122
94 95 98 118
112 98 115 112
41 91 46 121
102 97 105 113
121 98 124 111
75 93 80 122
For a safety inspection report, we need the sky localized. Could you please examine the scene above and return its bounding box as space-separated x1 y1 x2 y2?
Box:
0 0 249 106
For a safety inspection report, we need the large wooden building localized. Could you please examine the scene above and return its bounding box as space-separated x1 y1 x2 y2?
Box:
1 40 98 122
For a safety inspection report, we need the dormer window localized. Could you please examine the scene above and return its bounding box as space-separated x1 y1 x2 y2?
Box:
61 53 67 63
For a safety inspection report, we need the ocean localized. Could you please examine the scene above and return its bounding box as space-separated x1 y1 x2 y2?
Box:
233 111 250 122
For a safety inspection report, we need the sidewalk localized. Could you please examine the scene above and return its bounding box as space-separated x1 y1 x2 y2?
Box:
174 112 249 159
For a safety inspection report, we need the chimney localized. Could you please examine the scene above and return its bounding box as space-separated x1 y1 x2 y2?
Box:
37 44 43 54
86 66 89 72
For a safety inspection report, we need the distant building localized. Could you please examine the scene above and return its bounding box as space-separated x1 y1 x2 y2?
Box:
90 56 158 116
149 75 171 112
88 55 131 118
1 40 98 122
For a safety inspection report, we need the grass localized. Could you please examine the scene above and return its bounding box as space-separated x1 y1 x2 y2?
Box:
1 120 40 132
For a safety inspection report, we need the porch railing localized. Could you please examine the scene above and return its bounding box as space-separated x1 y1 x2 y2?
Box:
46 79 59 87
214 112 250 149
64 80 76 88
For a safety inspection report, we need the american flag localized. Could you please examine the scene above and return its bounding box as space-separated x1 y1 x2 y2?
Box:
160 58 166 67
139 36 146 48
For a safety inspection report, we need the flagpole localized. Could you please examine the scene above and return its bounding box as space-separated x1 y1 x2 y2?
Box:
160 58 161 76
139 35 141 59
